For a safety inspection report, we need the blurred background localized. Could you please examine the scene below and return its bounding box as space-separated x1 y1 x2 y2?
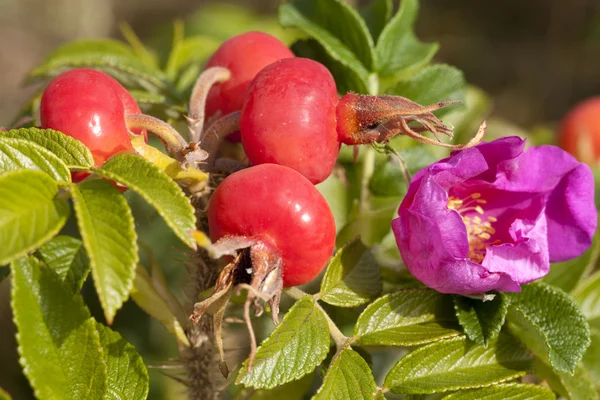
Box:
0 0 599 399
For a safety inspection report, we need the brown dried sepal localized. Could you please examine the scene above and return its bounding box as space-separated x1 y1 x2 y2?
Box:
189 237 284 377
335 92 484 149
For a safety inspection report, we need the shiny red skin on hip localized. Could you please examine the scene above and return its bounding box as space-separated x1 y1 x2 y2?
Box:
208 164 336 287
240 58 340 184
204 31 295 119
40 68 142 182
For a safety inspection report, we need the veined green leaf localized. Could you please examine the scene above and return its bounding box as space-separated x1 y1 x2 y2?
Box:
94 154 196 248
441 383 556 400
290 39 369 94
375 0 438 84
28 39 169 92
36 235 89 292
236 374 314 400
360 0 393 43
96 322 149 400
279 2 371 87
313 349 377 400
384 333 533 394
0 170 69 265
0 137 71 181
280 0 375 69
1 128 94 169
236 296 330 389
453 294 509 346
70 180 138 324
11 257 106 399
320 238 381 307
387 64 466 116
507 282 590 373
355 289 461 346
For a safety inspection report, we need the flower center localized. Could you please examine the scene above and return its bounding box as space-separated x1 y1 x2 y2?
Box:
448 193 499 263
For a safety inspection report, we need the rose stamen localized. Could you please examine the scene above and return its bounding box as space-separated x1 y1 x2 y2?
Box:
448 193 496 263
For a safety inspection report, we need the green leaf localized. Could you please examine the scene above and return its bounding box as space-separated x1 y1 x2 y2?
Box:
1 128 94 169
441 383 556 400
313 349 377 400
236 296 330 389
535 358 597 400
386 64 466 115
0 170 69 265
452 294 508 346
280 0 375 69
583 329 600 385
36 235 89 292
130 266 189 345
11 256 106 399
290 39 369 94
238 373 314 400
280 2 372 92
573 269 600 324
93 154 196 248
360 0 392 43
544 231 599 293
29 39 169 92
0 387 12 400
316 170 350 235
70 179 138 324
0 137 71 182
384 333 533 394
320 238 381 307
95 322 149 400
165 35 221 81
506 282 590 373
375 0 438 83
355 289 461 346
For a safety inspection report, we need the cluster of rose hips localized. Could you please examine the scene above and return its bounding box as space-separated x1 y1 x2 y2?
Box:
39 31 471 372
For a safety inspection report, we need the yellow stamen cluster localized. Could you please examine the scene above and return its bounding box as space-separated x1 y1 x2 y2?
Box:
448 193 499 263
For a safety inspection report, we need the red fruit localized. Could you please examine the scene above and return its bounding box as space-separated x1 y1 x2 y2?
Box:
558 97 600 164
40 68 144 182
240 58 340 184
208 164 336 287
205 31 295 119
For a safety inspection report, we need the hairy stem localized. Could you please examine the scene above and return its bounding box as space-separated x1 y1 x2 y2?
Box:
188 67 232 143
125 114 188 156
201 112 241 168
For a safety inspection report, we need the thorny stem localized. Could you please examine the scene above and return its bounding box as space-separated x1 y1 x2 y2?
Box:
284 287 349 352
201 112 241 168
188 67 232 143
125 114 187 155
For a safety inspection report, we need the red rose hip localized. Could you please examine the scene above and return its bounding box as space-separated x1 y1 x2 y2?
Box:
558 97 600 164
40 68 143 180
204 31 294 119
208 163 336 287
240 58 340 184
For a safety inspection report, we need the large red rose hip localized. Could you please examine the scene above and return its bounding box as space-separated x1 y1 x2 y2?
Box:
208 163 336 287
40 68 143 179
204 31 295 119
240 58 340 184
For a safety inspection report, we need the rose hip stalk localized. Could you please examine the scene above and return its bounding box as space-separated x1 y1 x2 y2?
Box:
190 163 336 374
